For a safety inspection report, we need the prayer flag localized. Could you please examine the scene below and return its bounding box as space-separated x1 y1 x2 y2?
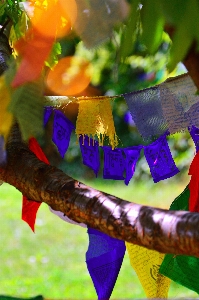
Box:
126 242 171 298
189 125 199 153
188 151 199 212
0 136 6 166
144 132 179 183
52 110 75 158
86 228 125 300
79 135 100 177
76 98 118 149
123 146 142 185
22 137 49 232
102 146 125 180
44 106 53 127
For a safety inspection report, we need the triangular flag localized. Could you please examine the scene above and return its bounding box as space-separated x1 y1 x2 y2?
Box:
86 228 126 300
22 137 49 232
189 125 199 153
52 110 75 158
123 146 142 185
159 186 199 295
44 106 53 127
79 135 100 177
126 242 171 298
102 146 125 180
144 132 179 183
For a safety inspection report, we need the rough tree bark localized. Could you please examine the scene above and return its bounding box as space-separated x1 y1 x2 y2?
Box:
1 32 199 257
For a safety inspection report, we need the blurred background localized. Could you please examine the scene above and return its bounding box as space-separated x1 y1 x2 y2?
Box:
0 26 198 299
0 0 198 297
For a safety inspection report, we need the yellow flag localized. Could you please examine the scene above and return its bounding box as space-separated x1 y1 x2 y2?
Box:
0 75 13 140
126 242 171 298
76 97 118 149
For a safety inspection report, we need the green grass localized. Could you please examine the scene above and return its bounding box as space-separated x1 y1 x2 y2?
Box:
0 174 198 299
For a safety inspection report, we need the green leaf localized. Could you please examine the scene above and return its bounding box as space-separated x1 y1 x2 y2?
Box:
141 0 165 54
7 79 45 141
120 0 140 61
45 42 62 69
167 1 196 72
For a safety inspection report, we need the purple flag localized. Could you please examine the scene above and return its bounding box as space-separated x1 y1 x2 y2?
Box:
52 110 75 158
123 146 142 185
189 125 199 153
144 132 179 183
79 135 100 177
86 228 126 300
102 146 125 180
44 106 53 126
0 136 6 166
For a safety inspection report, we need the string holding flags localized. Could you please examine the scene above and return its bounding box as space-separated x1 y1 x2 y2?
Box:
79 135 100 177
86 228 126 300
143 131 179 183
52 109 75 158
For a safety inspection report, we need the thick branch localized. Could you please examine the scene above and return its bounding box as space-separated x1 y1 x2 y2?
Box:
1 124 199 257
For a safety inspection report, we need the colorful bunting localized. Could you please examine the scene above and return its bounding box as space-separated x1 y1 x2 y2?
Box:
44 106 53 127
159 186 199 295
22 137 49 232
126 243 171 298
52 110 75 158
189 125 199 153
76 98 118 149
79 135 100 177
123 146 142 185
86 228 125 300
144 132 179 183
102 146 125 180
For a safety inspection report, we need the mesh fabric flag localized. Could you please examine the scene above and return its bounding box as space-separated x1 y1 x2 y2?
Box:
76 98 118 149
86 228 126 300
52 110 75 158
126 242 171 298
144 132 179 183
102 146 125 180
188 151 199 212
79 135 100 177
159 186 199 294
22 137 49 232
123 87 168 139
44 106 53 127
123 146 142 185
189 125 199 153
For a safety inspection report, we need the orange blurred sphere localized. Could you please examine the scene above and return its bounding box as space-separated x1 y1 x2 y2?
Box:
46 56 92 96
28 0 77 38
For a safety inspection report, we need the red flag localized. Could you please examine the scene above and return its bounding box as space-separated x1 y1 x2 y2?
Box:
188 151 199 212
22 137 49 232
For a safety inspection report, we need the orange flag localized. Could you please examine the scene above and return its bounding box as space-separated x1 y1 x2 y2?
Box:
22 137 49 232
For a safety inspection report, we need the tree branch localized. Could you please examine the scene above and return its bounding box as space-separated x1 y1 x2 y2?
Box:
1 123 199 257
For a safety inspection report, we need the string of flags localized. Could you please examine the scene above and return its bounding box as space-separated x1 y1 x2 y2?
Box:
10 72 199 298
44 107 182 184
